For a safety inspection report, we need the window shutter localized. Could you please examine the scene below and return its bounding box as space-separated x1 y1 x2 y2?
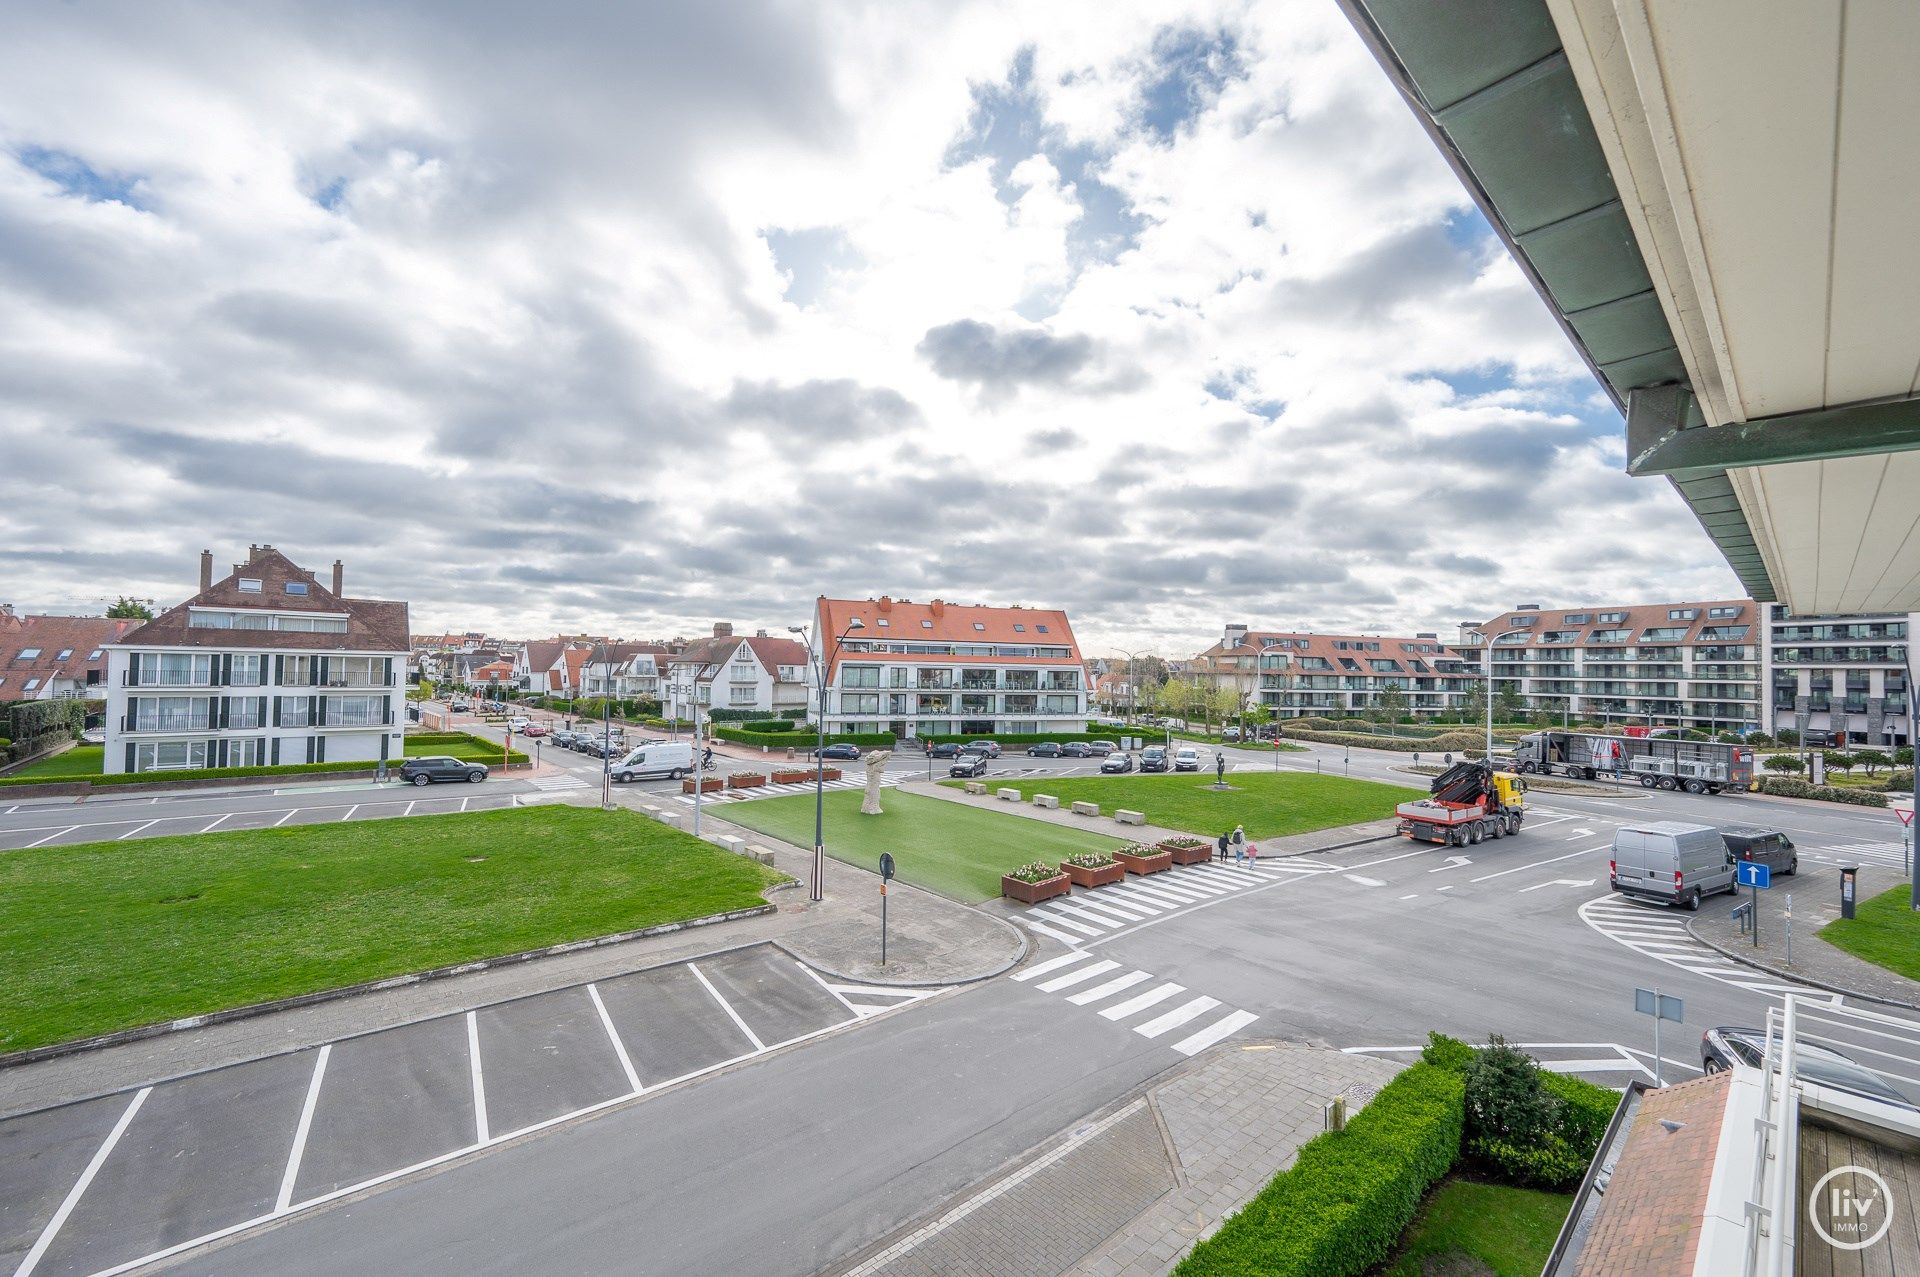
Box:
382 657 393 687
125 742 136 773
274 655 284 686
126 654 140 688
215 739 227 767
125 696 138 733
310 695 320 726
271 737 281 765
218 697 230 730
315 734 326 763
314 657 327 687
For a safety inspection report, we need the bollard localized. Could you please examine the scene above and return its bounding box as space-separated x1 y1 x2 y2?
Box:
1323 1095 1346 1132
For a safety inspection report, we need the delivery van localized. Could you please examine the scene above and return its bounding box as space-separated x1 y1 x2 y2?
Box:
610 741 694 782
1609 821 1737 910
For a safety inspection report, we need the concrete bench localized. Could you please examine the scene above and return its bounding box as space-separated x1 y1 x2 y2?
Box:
745 844 777 866
963 781 987 795
655 811 683 828
1071 800 1100 817
1032 794 1060 809
996 787 1022 801
715 834 745 855
1115 809 1146 826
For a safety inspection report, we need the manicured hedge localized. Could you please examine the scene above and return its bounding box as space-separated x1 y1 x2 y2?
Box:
918 731 1123 746
1755 776 1888 807
1 759 379 788
1173 1063 1464 1276
1280 727 1487 754
712 727 895 749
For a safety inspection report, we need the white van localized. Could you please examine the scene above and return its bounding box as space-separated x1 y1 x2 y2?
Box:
610 741 695 782
1609 821 1737 910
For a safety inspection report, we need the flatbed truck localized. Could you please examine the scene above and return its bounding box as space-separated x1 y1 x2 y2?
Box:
1396 760 1526 846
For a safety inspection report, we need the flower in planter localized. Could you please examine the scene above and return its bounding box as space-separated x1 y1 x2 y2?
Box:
1062 851 1116 869
1159 836 1207 850
1006 861 1062 884
1115 842 1159 858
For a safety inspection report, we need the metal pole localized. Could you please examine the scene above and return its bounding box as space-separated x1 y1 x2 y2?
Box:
692 700 703 838
813 649 826 902
880 883 888 966
601 663 613 811
1786 891 1792 965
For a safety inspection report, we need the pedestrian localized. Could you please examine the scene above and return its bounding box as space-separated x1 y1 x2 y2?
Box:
702 744 715 770
1217 829 1231 863
1230 824 1248 867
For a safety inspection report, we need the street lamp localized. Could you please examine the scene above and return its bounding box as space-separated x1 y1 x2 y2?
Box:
788 617 866 903
1461 627 1534 762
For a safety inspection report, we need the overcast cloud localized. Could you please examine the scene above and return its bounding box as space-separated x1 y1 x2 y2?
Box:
0 0 1741 653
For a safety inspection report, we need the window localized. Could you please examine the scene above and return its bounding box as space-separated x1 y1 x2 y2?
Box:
1563 613 1590 625
141 652 214 685
1598 612 1626 624
229 739 265 767
134 740 210 773
1709 606 1740 619
285 582 309 596
23 677 40 691
973 622 985 631
841 665 881 688
840 692 881 714
281 655 312 685
231 654 265 685
16 647 40 659
1668 608 1699 621
1013 624 1025 632
1642 627 1687 641
323 695 383 726
135 696 212 731
921 620 933 629
238 578 262 593
875 618 889 627
1035 625 1049 634
87 649 101 660
55 648 72 660
1508 615 1536 626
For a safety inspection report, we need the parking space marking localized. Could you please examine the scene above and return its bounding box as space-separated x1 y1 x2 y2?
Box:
16 1087 151 1277
466 1012 489 1144
116 820 159 841
587 983 645 1094
275 1046 331 1213
687 962 767 1052
21 826 78 849
200 813 230 833
271 809 297 826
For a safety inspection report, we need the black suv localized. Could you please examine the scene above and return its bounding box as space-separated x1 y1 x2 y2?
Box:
949 754 991 778
1720 827 1797 876
1140 746 1169 773
399 756 488 786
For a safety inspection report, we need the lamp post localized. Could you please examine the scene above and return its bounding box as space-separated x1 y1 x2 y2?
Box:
1462 627 1533 762
597 643 614 811
789 617 866 903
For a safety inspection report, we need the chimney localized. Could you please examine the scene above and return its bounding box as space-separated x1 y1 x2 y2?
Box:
1224 622 1249 647
713 622 733 638
331 560 344 595
929 599 945 618
877 595 892 612
756 629 767 638
200 550 213 591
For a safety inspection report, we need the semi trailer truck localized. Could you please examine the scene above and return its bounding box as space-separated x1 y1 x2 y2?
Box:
1510 730 1753 794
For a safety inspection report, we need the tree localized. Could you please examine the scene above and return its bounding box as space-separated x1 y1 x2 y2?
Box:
1207 684 1240 731
1494 682 1524 725
1764 755 1804 774
1854 748 1892 776
105 596 153 619
1897 746 1914 768
1776 728 1801 746
408 678 435 703
1371 684 1408 731
1825 751 1855 776
1461 679 1489 727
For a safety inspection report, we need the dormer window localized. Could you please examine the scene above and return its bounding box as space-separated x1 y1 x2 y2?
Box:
286 582 309 596
238 578 263 593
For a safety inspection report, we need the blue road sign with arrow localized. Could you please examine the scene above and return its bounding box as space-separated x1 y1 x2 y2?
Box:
1737 861 1772 889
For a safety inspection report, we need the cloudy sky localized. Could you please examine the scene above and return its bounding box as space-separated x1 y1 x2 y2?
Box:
0 0 1742 654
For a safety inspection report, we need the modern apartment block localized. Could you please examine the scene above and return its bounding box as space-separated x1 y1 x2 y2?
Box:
1193 624 1476 719
1764 606 1914 747
808 596 1085 738
1461 600 1762 733
104 546 409 774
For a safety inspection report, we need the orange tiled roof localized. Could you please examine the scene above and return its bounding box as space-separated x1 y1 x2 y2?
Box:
1477 599 1754 646
1573 1071 1730 1277
816 596 1081 674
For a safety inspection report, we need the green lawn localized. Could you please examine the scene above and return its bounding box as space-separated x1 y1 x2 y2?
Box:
405 737 515 763
722 788 1125 903
940 770 1420 841
1383 1178 1573 1277
1823 884 1920 981
0 806 786 1053
3 744 104 779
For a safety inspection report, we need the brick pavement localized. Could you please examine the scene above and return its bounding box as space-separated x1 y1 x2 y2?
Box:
1688 862 1920 1008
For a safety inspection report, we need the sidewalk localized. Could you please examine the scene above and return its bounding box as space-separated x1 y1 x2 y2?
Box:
833 1040 1402 1277
1687 862 1920 1009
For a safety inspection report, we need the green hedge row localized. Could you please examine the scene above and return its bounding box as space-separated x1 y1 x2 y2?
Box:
1280 727 1487 754
712 728 895 749
1174 1063 1464 1276
0 759 379 788
918 731 1121 746
1754 776 1888 807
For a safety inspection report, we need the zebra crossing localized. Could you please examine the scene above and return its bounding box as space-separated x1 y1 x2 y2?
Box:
1577 895 1839 1003
1805 839 1908 871
525 771 591 791
1011 950 1260 1056
1011 858 1338 947
670 774 904 806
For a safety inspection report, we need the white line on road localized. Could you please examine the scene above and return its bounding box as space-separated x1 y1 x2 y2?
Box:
272 808 297 826
1067 970 1151 1006
1399 893 1417 900
1342 874 1384 887
403 801 415 817
1012 950 1097 982
587 983 644 1093
687 961 767 1051
1518 878 1597 893
466 1011 489 1144
200 813 230 833
15 1086 151 1277
339 805 358 822
1135 996 1221 1039
1099 983 1185 1020
276 1045 331 1212
1469 847 1599 883
1037 960 1121 993
116 820 159 840
1173 1009 1259 1056
1017 918 1086 946
1029 909 1102 937
21 826 77 848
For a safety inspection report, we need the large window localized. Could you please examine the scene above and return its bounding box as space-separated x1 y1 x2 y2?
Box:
321 656 383 688
281 655 312 686
133 696 212 731
840 692 881 714
323 695 384 726
229 738 265 767
135 740 210 772
231 654 266 686
138 653 214 686
227 696 267 729
841 665 881 688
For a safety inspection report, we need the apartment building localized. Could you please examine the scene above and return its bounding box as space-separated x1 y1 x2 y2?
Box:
662 625 809 720
1764 606 1914 746
807 596 1085 738
104 546 408 775
0 609 138 702
1461 600 1761 733
1193 624 1475 719
581 644 672 700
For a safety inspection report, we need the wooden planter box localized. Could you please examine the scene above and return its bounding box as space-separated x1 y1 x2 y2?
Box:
726 773 768 790
770 769 812 784
682 777 725 794
1061 859 1124 888
821 768 843 782
1115 848 1173 876
1158 840 1213 866
1001 872 1070 904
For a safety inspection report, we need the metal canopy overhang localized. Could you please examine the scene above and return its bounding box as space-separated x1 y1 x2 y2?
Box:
1338 0 1920 613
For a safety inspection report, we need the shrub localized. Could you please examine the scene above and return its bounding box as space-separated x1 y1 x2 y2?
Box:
1764 755 1804 774
1753 776 1887 807
1173 1063 1464 1276
1855 749 1892 775
1541 1071 1618 1161
1777 728 1801 746
1419 1031 1477 1074
1825 752 1856 775
1420 1033 1617 1191
1464 1037 1562 1154
1745 731 1775 747
1277 727 1485 754
1897 747 1914 768
711 727 894 749
1884 771 1915 793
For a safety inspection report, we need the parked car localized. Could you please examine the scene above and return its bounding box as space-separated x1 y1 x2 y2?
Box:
80 726 106 744
1086 741 1117 757
520 723 548 738
1140 746 1169 773
399 756 488 786
958 741 1002 758
508 716 531 731
815 743 862 760
1026 742 1064 758
1720 826 1797 876
1702 1026 1914 1110
1173 747 1201 772
1100 752 1135 774
927 741 960 758
610 741 695 782
577 731 626 758
1062 742 1095 758
550 728 578 749
1221 726 1241 742
949 754 991 778
449 699 470 713
1609 821 1737 910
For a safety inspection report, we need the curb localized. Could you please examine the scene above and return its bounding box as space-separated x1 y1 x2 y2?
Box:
0 903 776 1070
1682 917 1920 1012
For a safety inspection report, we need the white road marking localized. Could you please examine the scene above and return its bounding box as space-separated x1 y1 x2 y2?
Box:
1518 878 1597 893
276 1045 331 1212
1044 900 1136 928
587 983 644 1093
272 809 298 827
1028 909 1101 937
116 820 159 841
1066 970 1152 1006
1399 893 1418 900
1342 874 1384 887
1469 848 1598 883
403 801 415 817
1427 855 1472 873
1172 1009 1260 1056
686 961 767 1051
466 1011 489 1144
15 1086 151 1277
1016 918 1087 946
1099 983 1186 1021
338 805 358 822
21 826 77 848
200 813 230 833
1135 996 1222 1039
1037 960 1121 993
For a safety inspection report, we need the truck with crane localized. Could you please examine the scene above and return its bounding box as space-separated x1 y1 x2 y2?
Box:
1396 759 1527 846
1509 730 1754 794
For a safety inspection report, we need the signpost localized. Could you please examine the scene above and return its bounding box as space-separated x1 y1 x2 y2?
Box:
1634 987 1684 1086
1737 859 1772 946
878 852 895 966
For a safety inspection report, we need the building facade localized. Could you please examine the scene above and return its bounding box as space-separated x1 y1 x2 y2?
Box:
1192 624 1475 719
663 626 808 721
1462 600 1762 733
0 609 138 702
808 596 1086 738
1763 606 1914 746
104 546 409 775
